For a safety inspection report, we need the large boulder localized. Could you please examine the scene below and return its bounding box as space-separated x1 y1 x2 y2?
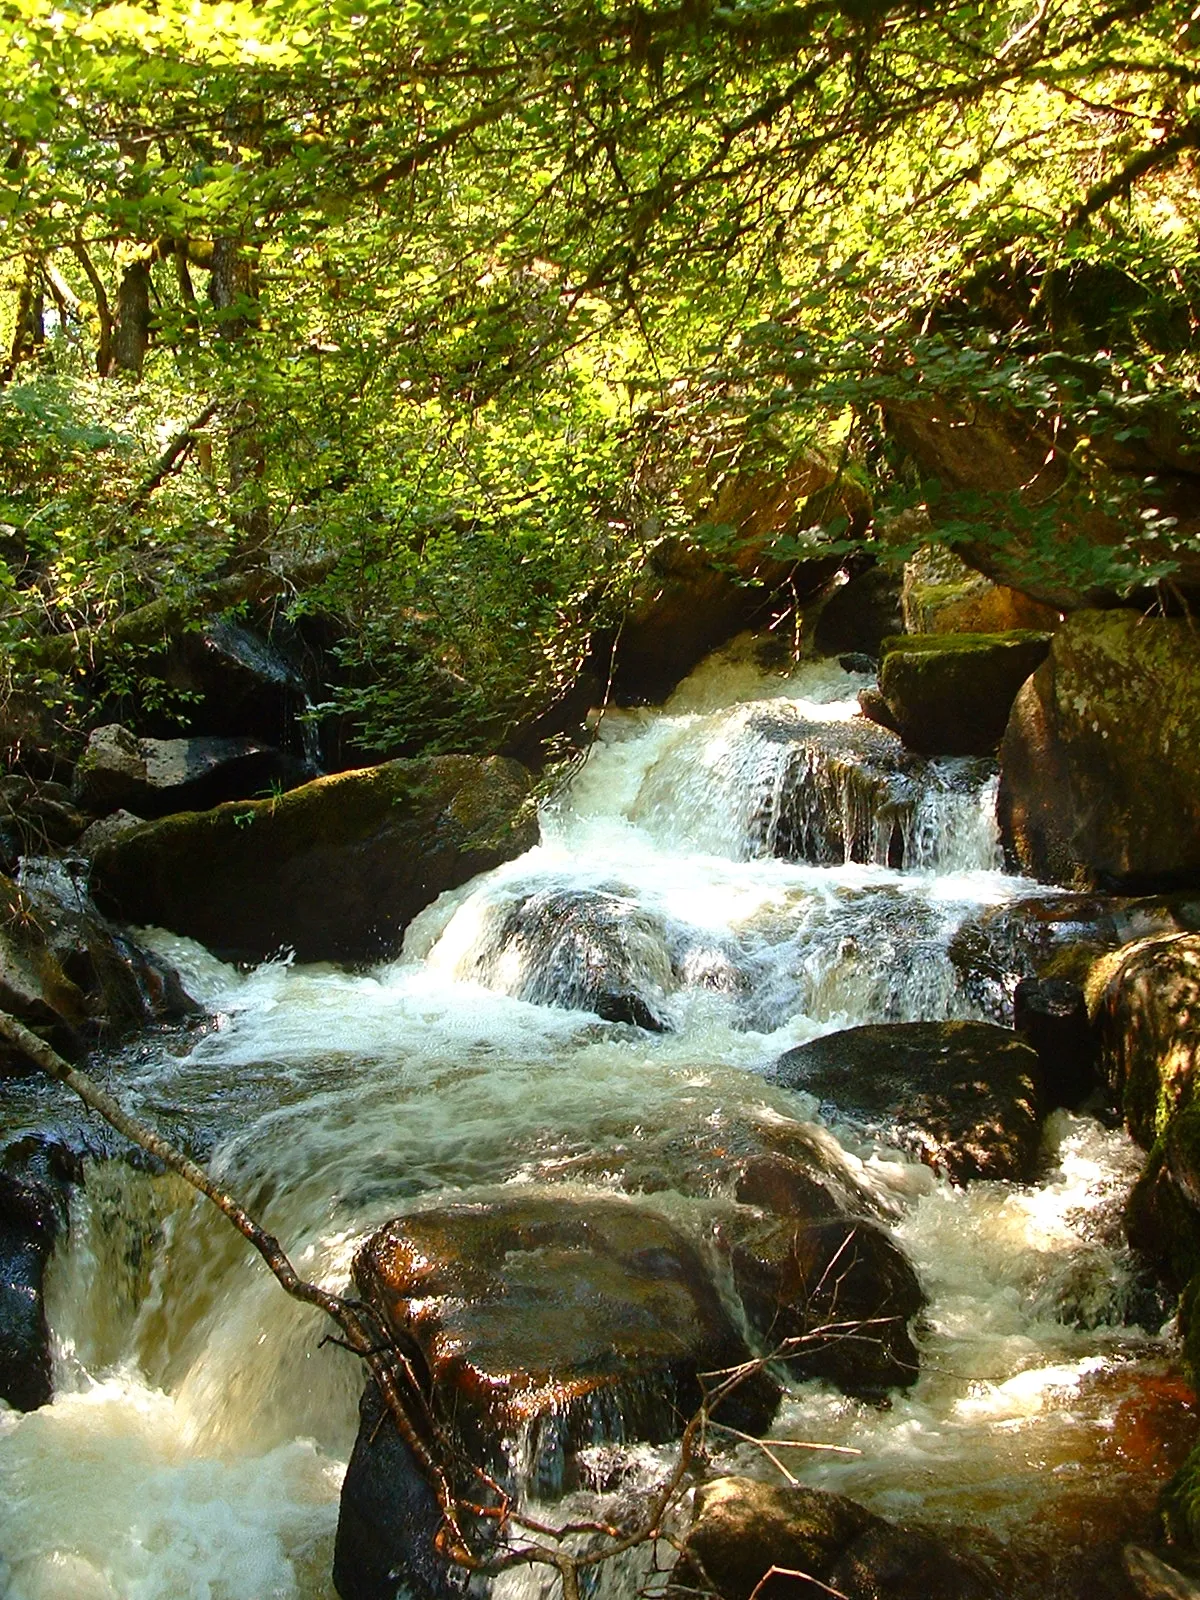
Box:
612 457 867 702
335 1192 782 1599
90 754 537 965
997 611 1200 891
1094 934 1200 1149
0 867 194 1071
675 1477 999 1600
902 545 1061 637
864 632 1052 756
768 1021 1044 1183
73 723 312 818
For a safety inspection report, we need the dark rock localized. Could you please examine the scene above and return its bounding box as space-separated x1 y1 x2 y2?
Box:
1014 977 1097 1110
354 1194 780 1494
868 632 1052 756
91 754 537 965
1123 1545 1200 1600
76 808 146 855
676 1476 1000 1600
813 566 904 659
997 611 1200 891
1126 1105 1200 1292
768 1021 1044 1183
333 1383 470 1600
728 1215 924 1397
838 652 878 675
611 458 866 703
73 723 313 818
453 883 673 1029
1094 934 1200 1148
0 1136 79 1411
947 892 1199 1023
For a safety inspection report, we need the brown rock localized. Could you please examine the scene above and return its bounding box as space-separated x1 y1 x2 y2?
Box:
869 632 1052 756
676 1476 999 1600
1095 933 1200 1148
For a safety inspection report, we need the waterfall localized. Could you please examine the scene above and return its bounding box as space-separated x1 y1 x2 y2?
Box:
0 644 1174 1600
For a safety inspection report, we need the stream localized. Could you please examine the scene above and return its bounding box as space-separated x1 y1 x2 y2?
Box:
0 641 1188 1600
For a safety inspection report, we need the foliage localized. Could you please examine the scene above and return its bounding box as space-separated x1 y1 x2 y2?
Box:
1 0 1198 751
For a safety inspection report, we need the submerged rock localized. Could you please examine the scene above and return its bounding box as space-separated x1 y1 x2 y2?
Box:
1013 977 1097 1111
768 1021 1044 1183
675 1476 1000 1600
91 754 537 964
997 610 1200 892
454 883 675 1030
865 631 1052 756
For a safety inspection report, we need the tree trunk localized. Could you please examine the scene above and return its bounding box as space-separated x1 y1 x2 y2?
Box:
112 257 152 377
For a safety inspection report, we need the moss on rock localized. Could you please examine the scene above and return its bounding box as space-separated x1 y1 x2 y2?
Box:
91 753 538 964
868 631 1052 755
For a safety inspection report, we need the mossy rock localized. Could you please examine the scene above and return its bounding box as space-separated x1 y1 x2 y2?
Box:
1162 1438 1200 1549
1095 934 1200 1147
868 630 1052 755
902 545 1061 636
91 753 537 964
998 610 1200 891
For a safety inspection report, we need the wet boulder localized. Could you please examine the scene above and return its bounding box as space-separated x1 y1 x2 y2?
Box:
768 1021 1044 1183
727 1214 924 1397
353 1193 780 1487
73 723 312 818
0 1137 79 1411
335 1192 782 1596
997 610 1200 892
675 1477 1000 1600
863 632 1052 756
526 1111 925 1399
0 776 86 871
91 754 537 965
455 884 674 1030
946 892 1200 1022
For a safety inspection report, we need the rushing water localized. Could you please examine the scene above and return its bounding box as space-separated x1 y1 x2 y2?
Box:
0 642 1186 1600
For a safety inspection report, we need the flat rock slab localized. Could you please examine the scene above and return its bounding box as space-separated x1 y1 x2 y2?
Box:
73 723 311 817
355 1192 780 1480
677 1476 1000 1600
91 754 536 965
767 1020 1044 1183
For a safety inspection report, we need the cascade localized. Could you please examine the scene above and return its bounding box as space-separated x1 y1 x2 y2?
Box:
0 642 1181 1600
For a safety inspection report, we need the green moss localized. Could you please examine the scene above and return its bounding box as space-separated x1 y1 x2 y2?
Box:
1162 1440 1200 1548
880 629 1053 657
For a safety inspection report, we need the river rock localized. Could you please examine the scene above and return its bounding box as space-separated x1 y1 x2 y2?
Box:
728 1214 923 1396
73 723 312 818
675 1477 1000 1600
902 545 1061 636
355 1195 779 1480
454 883 674 1029
863 632 1052 756
0 776 86 869
90 754 537 964
768 1021 1044 1183
0 1136 78 1411
997 610 1200 891
1094 934 1200 1148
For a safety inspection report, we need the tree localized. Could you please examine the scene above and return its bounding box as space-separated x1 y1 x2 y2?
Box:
1 0 1197 749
